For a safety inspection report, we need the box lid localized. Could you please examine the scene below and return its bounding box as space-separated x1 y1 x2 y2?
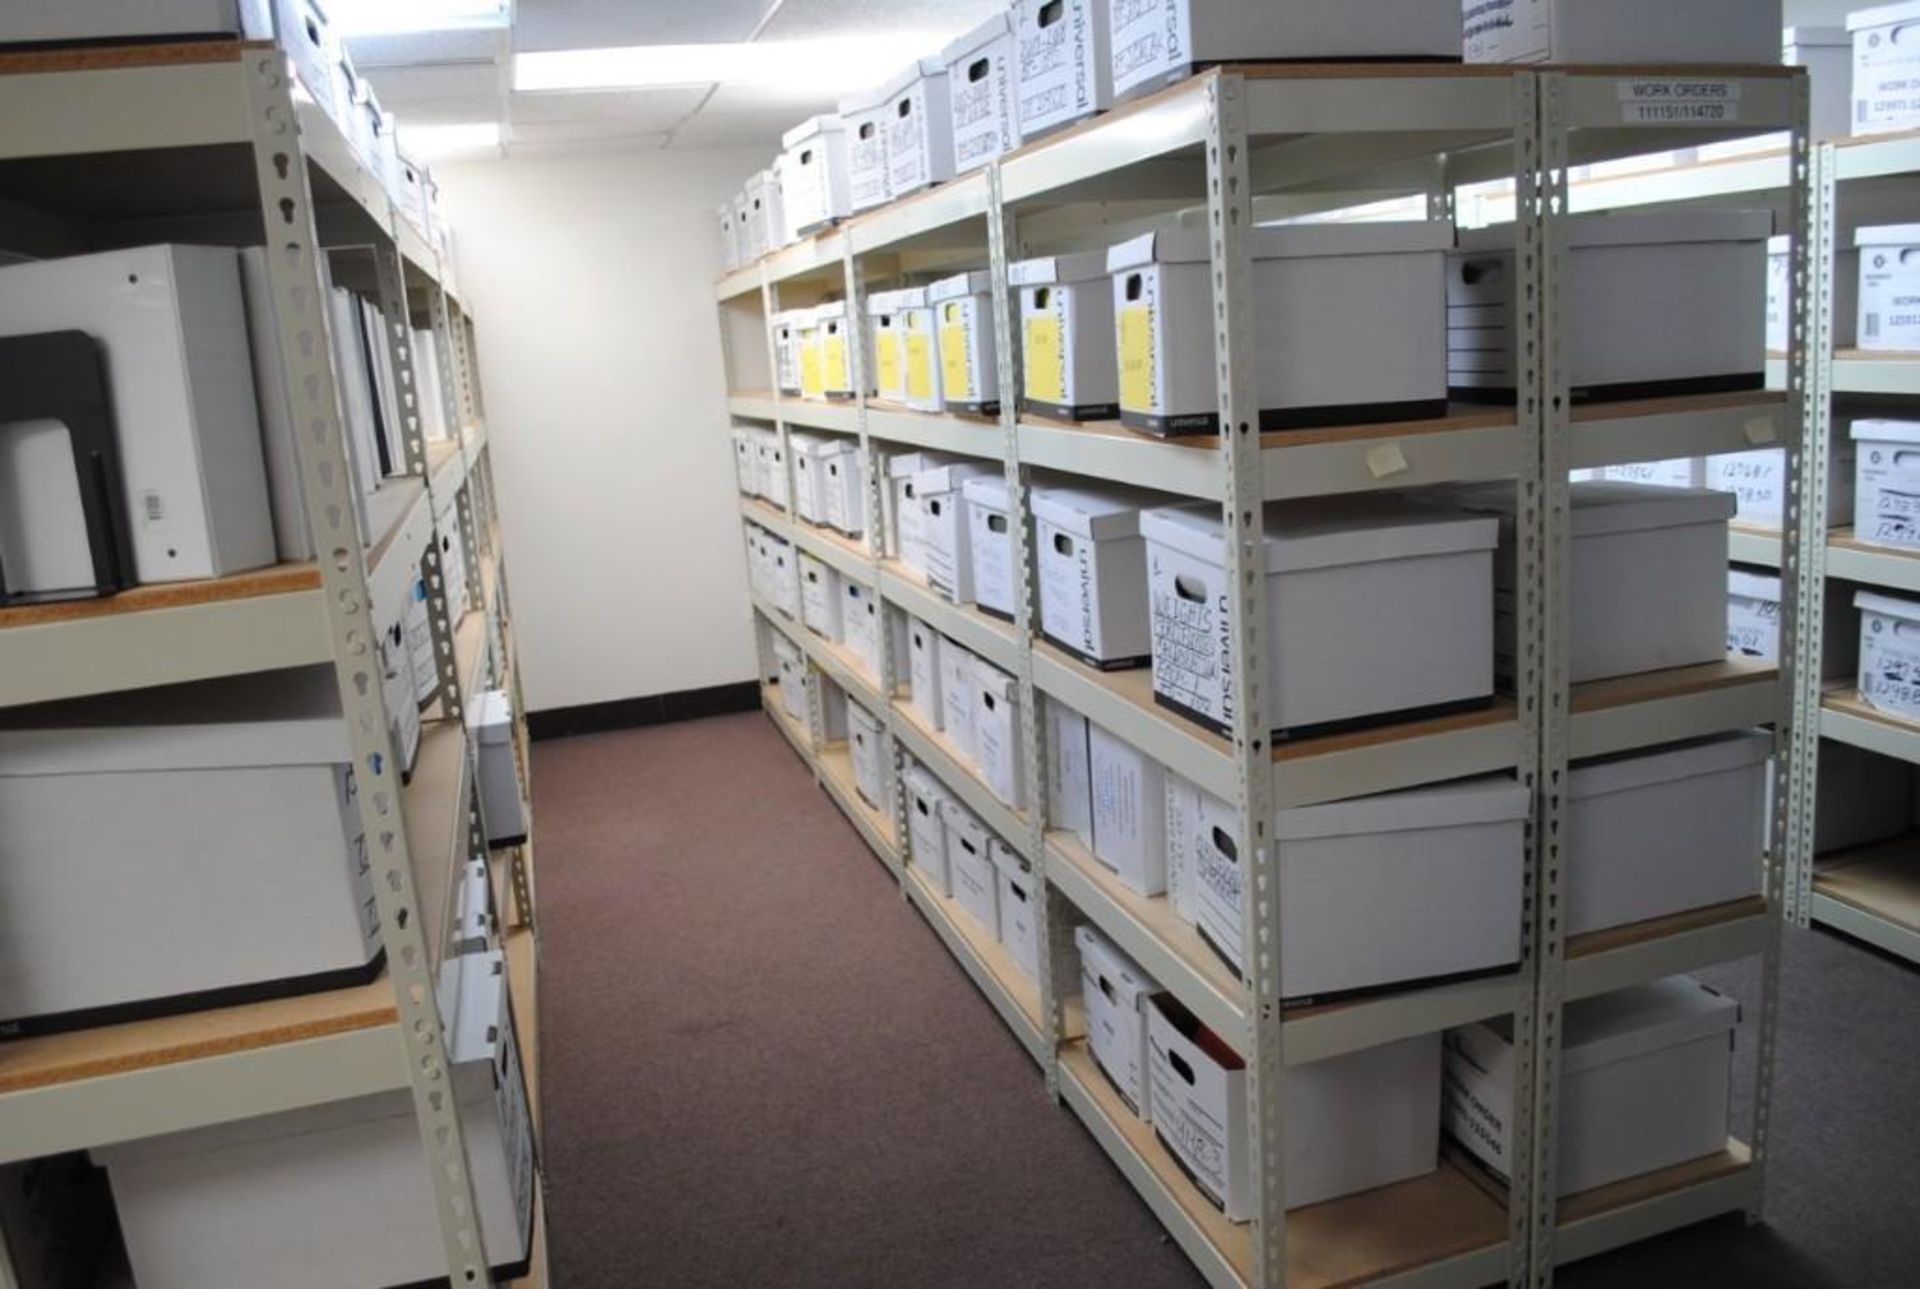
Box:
1459 210 1773 253
1445 480 1737 538
1109 221 1452 272
1849 2 1920 34
929 269 994 302
1767 234 1789 254
1570 729 1771 802
788 430 836 459
940 797 988 843
1855 223 1920 248
867 288 901 317
1011 250 1110 288
1856 588 1920 623
1140 496 1499 574
0 666 348 776
881 56 949 103
990 837 1032 879
848 701 884 735
886 449 945 479
1032 485 1157 541
889 284 933 309
962 474 1011 511
838 83 890 116
1274 774 1528 842
1076 925 1158 1006
905 763 951 806
814 300 849 325
1561 976 1739 1076
1727 567 1780 601
942 10 1012 64
1850 418 1920 445
914 460 1000 494
781 113 845 151
972 654 1016 698
1783 25 1849 50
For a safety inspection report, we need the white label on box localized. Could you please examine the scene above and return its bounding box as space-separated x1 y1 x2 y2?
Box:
1617 79 1740 124
1727 591 1780 663
1858 443 1920 547
1709 449 1786 527
1111 0 1184 95
1862 610 1920 718
1859 247 1920 349
1604 458 1698 489
1149 560 1229 726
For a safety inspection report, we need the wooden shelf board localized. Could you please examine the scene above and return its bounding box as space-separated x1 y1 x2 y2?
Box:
1814 838 1920 934
818 744 899 851
1034 640 1233 753
761 683 813 753
795 515 872 566
0 39 252 75
904 864 1043 1033
1272 697 1518 763
0 562 320 631
1048 829 1243 1001
1023 404 1515 453
881 558 1018 637
1570 658 1776 715
868 398 1000 429
1558 1141 1752 1225
404 717 471 974
1829 527 1920 563
890 699 1036 834
1565 895 1770 961
1824 685 1911 730
1835 347 1920 362
1569 388 1786 426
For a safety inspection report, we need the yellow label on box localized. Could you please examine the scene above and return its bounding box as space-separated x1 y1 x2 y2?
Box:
1118 304 1154 413
940 309 972 403
875 332 902 396
799 339 824 398
1025 315 1065 407
905 332 934 402
823 335 849 391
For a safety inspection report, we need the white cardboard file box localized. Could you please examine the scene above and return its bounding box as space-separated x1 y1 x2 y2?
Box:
839 86 893 213
795 307 827 402
790 432 835 527
1709 442 1855 530
995 842 1042 980
1014 250 1120 420
717 202 740 272
884 58 956 196
1450 212 1770 404
768 535 802 620
1857 225 1920 351
918 460 1003 601
376 604 421 776
0 246 274 591
1463 0 1779 64
1852 420 1920 547
972 656 1029 810
773 635 808 722
1141 497 1498 738
942 800 1001 935
1600 458 1703 490
1147 994 1443 1218
849 701 888 809
944 14 1023 174
1787 27 1856 141
939 635 981 765
822 441 867 537
470 688 528 848
1443 976 1738 1196
1047 696 1096 851
1858 589 1920 721
841 580 883 683
733 189 755 264
1111 0 1461 100
1851 3 1920 136
780 115 852 238
1192 774 1529 1001
1767 235 1858 351
773 311 803 395
962 474 1019 620
1033 485 1157 669
732 428 758 495
1014 0 1112 138
1725 568 1857 678
817 676 850 744
746 169 785 256
799 551 844 641
905 764 956 893
885 449 946 570
1456 480 1734 685
453 859 495 956
1111 223 1449 436
97 951 534 1288
1567 732 1770 937
1077 925 1158 1117
752 427 791 511
906 616 944 729
1089 721 1167 897
869 290 907 404
931 270 1001 416
897 288 947 413
815 302 857 402
0 668 381 1036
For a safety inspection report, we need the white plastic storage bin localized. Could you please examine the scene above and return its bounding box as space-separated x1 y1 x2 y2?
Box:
0 246 274 591
882 58 956 197
972 656 1029 810
1191 774 1529 1001
942 800 1001 934
1014 250 1120 421
943 14 1022 174
815 302 857 402
1013 0 1112 138
1033 485 1157 669
1856 225 1920 351
1463 0 1778 64
841 581 884 683
1566 732 1770 936
994 842 1042 979
848 702 888 809
1851 3 1920 136
930 270 1000 416
962 474 1019 620
1853 420 1920 548
868 290 907 403
772 311 803 395
1455 480 1735 685
1046 696 1096 851
1076 926 1158 1118
1148 994 1443 1219
839 85 893 213
1708 442 1855 531
918 461 1003 602
779 115 852 238
1089 722 1167 897
469 688 528 847
789 432 835 527
894 286 946 413
1111 223 1449 436
0 668 381 1037
1140 496 1498 738
798 551 843 641
905 764 955 893
1450 212 1770 403
1443 976 1738 1196
1111 0 1461 99
773 635 808 722
1858 589 1920 722
939 635 981 764
905 615 944 729
746 169 784 256
1767 234 1858 353
96 951 533 1289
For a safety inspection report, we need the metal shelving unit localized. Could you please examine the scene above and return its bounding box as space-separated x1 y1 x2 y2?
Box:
718 60 1806 1289
0 37 542 1288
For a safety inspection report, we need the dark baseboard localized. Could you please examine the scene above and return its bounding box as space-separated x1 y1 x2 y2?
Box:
527 680 761 741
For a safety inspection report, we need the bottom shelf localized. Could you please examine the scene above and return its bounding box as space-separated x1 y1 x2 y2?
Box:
1057 1042 1511 1289
1555 1141 1754 1266
901 865 1048 1069
1811 836 1920 963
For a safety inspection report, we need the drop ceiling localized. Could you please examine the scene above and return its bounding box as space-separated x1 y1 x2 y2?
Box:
353 0 1005 155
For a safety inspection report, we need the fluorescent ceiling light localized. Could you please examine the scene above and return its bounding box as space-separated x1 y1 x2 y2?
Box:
401 121 502 160
514 35 941 94
330 0 508 37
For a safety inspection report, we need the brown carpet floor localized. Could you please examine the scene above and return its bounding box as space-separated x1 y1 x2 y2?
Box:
530 711 1920 1289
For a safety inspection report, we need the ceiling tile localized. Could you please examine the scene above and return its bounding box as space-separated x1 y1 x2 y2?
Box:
363 63 503 107
512 0 768 53
344 28 505 67
510 86 709 130
757 0 1006 44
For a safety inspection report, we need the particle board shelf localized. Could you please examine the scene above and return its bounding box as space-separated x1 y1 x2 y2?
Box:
1270 697 1521 811
739 495 796 537
1835 126 1920 181
846 168 991 255
406 717 475 976
788 516 876 587
1563 896 1771 1002
903 864 1046 1065
1058 1041 1511 1289
1729 524 1782 569
1569 390 1789 472
774 398 864 437
1829 349 1920 397
429 438 468 516
1819 686 1920 766
889 700 1034 860
810 632 885 711
728 391 780 422
760 683 813 761
1826 529 1920 595
1811 836 1920 963
1030 643 1239 804
509 1179 550 1289
867 400 1006 459
1569 658 1779 761
879 560 1020 671
818 743 900 873
1555 1141 1754 1265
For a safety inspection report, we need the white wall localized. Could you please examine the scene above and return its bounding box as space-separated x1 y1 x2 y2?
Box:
435 146 764 714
